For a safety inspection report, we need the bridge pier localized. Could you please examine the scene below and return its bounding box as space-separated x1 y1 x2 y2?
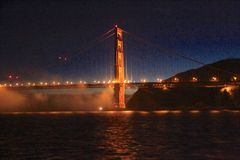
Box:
114 25 125 109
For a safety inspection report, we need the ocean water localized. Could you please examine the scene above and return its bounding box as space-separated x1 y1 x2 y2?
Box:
0 110 240 160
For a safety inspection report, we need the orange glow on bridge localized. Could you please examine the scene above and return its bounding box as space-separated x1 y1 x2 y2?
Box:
114 26 125 109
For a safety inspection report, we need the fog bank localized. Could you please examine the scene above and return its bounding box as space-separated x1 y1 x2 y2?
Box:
0 88 26 109
0 88 114 112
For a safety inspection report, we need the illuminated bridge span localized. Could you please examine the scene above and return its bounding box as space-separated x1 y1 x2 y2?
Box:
2 25 240 109
2 81 240 89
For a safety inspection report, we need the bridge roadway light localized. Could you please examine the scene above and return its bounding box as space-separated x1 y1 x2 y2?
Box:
140 79 147 83
173 77 179 82
157 78 163 82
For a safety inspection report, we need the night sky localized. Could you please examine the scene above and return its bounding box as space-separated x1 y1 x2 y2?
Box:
0 0 240 82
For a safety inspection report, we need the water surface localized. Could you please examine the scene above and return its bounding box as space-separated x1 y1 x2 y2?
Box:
0 111 240 159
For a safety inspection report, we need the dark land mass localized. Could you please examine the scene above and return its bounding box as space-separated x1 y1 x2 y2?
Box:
127 59 240 110
127 86 240 110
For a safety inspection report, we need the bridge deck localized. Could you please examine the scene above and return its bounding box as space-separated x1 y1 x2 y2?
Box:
2 81 240 90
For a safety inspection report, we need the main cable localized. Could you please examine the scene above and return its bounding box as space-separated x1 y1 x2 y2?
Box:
122 29 238 76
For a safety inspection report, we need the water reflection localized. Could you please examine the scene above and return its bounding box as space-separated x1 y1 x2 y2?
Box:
0 111 240 159
189 110 200 114
99 113 137 159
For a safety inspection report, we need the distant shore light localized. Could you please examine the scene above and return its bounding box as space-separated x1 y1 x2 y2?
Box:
210 76 218 82
232 76 237 81
192 77 198 82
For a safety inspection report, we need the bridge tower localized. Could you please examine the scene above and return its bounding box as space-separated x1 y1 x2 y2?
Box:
114 25 125 109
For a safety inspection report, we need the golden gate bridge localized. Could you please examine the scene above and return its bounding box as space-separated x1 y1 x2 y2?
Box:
1 25 240 109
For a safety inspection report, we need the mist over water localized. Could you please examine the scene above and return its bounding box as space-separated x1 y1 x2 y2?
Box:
0 88 122 112
0 88 26 108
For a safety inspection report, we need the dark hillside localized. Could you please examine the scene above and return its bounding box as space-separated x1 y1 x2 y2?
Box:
165 58 240 82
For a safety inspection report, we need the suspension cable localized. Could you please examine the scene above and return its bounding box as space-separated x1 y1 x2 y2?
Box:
73 28 115 58
122 29 238 76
